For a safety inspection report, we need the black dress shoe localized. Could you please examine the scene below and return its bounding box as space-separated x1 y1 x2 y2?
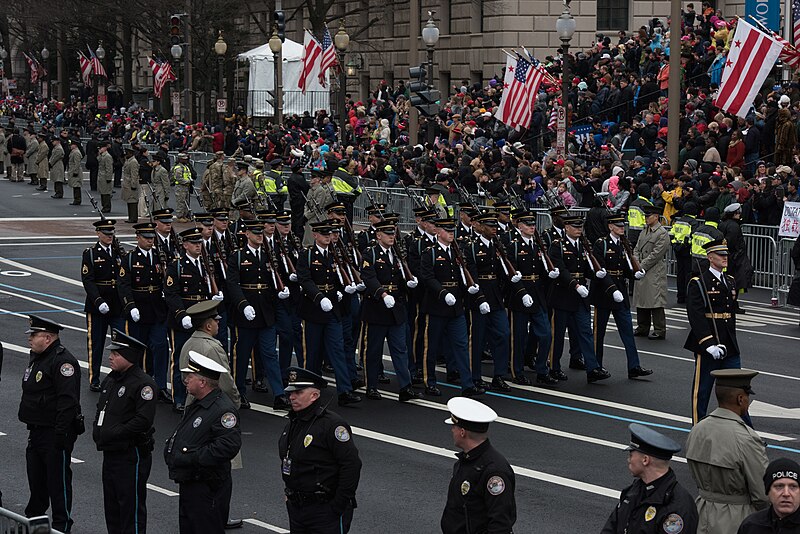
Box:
253 380 269 393
239 397 251 410
158 389 173 404
568 359 586 370
550 370 568 381
587 367 612 383
536 374 559 386
173 403 185 414
399 387 423 402
461 386 486 397
474 378 491 391
628 366 654 379
633 330 649 337
351 378 366 390
272 396 291 410
365 388 382 400
647 333 666 340
225 518 243 529
50 194 63 199
377 373 390 384
512 375 532 386
69 201 81 206
491 376 512 392
338 391 362 406
89 382 102 392
425 385 442 397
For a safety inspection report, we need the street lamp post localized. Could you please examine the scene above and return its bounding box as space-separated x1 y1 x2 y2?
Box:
214 31 227 127
268 29 283 126
41 46 50 98
421 12 439 146
334 20 350 146
555 0 576 155
96 41 106 110
0 47 7 97
170 43 183 118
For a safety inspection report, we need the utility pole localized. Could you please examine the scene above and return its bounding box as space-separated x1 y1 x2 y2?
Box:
667 0 682 168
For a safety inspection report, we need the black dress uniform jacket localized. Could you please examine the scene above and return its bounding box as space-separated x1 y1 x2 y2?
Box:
164 254 212 329
441 439 516 534
357 226 376 253
118 247 167 323
226 246 278 327
601 468 699 534
93 366 157 452
738 507 800 533
81 242 123 314
591 236 634 310
684 269 739 357
506 237 549 311
419 242 468 318
297 245 345 323
155 233 180 262
361 245 408 326
164 389 241 483
464 237 521 311
549 236 592 312
278 399 362 513
19 340 81 438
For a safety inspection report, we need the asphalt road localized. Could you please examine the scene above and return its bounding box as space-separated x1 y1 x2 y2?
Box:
0 176 799 534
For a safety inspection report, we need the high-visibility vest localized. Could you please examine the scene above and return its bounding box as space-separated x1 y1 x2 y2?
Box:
691 221 718 258
436 194 454 217
252 169 264 193
627 197 653 231
264 170 288 194
331 167 362 197
172 164 192 186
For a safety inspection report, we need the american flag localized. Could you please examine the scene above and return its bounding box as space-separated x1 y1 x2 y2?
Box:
794 0 800 47
23 53 39 83
78 52 93 87
299 30 322 94
548 106 558 130
753 20 800 69
494 54 544 130
148 56 177 98
317 24 338 87
87 45 107 78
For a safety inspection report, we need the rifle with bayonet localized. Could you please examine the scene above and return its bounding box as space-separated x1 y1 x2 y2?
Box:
302 190 356 286
85 188 125 261
187 200 219 296
362 187 414 281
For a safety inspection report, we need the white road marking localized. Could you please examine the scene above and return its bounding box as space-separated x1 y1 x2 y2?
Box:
0 257 83 286
0 217 119 222
0 234 135 240
71 457 84 464
242 519 290 533
146 483 179 497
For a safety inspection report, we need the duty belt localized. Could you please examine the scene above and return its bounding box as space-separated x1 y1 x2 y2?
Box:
133 286 161 292
570 273 585 279
241 283 271 290
521 275 539 281
441 282 458 288
95 280 116 287
317 284 335 291
607 270 624 276
383 284 398 291
705 312 732 319
284 489 332 505
477 275 497 281
182 295 206 301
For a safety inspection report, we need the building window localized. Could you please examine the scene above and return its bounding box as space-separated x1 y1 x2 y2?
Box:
471 0 484 33
597 0 629 31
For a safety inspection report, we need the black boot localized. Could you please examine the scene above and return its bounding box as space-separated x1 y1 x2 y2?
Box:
126 203 138 224
101 194 111 213
36 178 47 191
29 174 38 185
51 182 63 199
70 187 81 205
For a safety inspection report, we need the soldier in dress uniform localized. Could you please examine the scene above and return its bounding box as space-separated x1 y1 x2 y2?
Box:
493 201 512 238
275 210 304 373
92 330 157 534
82 218 126 391
591 213 653 378
165 227 213 413
419 219 484 397
602 424 698 534
153 208 180 262
118 222 172 404
455 203 477 247
406 208 439 382
19 315 82 534
360 220 423 401
548 213 611 383
441 397 516 534
279 367 362 533
685 238 745 425
296 220 362 406
356 203 386 252
164 352 242 534
209 207 234 353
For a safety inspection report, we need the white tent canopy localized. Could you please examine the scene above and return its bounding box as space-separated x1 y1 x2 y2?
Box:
237 39 329 117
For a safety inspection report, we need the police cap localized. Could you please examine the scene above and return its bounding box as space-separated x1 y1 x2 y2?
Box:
445 397 498 433
26 314 64 334
181 351 227 380
284 366 327 392
106 329 147 363
625 423 681 460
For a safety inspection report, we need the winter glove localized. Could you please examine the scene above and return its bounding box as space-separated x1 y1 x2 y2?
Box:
383 295 396 309
130 308 140 322
243 306 256 321
320 298 333 312
444 293 456 306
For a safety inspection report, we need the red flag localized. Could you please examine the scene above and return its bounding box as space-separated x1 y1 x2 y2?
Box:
78 53 93 87
299 31 322 94
24 53 39 84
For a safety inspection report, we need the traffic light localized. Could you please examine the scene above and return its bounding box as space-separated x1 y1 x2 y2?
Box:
275 11 286 42
409 64 440 117
169 15 182 46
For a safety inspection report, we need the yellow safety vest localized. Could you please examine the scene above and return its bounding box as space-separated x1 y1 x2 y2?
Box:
331 167 362 196
264 170 288 194
252 169 264 193
670 218 693 245
172 164 192 186
691 221 718 258
627 198 653 231
437 194 454 217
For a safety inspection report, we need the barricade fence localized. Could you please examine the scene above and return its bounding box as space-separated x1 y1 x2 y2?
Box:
0 508 63 534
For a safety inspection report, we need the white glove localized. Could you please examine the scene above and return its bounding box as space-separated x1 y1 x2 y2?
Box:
336 291 343 301
98 302 110 314
211 291 224 301
289 272 298 282
479 302 491 314
596 268 607 279
278 287 290 300
706 345 724 360
383 295 396 308
444 293 457 306
320 297 333 312
243 305 256 321
467 284 480 295
634 269 646 280
521 294 533 308
356 282 366 292
181 316 193 330
612 290 624 303
406 277 418 289
130 308 141 322
576 285 589 298
344 284 357 294
548 268 560 279
511 271 522 283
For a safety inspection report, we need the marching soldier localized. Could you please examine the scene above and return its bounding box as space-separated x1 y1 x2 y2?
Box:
118 222 172 403
152 208 180 261
209 207 234 353
591 213 653 378
406 208 439 382
548 213 611 383
221 157 237 210
97 141 114 213
275 210 304 373
82 218 125 391
92 330 157 534
494 201 512 238
67 140 83 205
455 203 477 247
303 170 336 246
360 220 423 401
19 315 82 534
165 227 213 413
356 203 386 252
172 153 194 222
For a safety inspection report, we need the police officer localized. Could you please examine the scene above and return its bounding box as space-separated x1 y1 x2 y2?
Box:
19 315 82 533
738 458 800 533
172 153 194 222
92 330 157 534
164 352 242 534
279 367 362 533
82 218 125 391
119 221 172 403
602 424 698 534
669 201 701 304
441 397 516 534
685 239 743 424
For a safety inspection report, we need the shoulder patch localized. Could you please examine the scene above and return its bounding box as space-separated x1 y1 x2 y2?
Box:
334 425 350 442
141 385 154 401
662 513 684 533
487 475 506 495
82 264 89 275
60 363 75 377
221 412 237 429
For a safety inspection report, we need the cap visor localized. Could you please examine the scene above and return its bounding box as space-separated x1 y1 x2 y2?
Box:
445 417 455 425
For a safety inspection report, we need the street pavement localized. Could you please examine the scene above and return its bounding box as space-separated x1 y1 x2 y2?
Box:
0 177 799 533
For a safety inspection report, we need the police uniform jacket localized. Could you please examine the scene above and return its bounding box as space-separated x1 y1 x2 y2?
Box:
441 439 516 534
297 244 344 322
601 468 699 534
82 242 123 315
591 235 634 310
738 507 800 533
18 339 81 438
118 247 167 324
419 242 468 318
506 236 549 312
92 366 157 453
671 215 701 256
165 254 213 330
226 245 277 328
683 269 739 357
464 236 516 311
278 399 362 514
361 244 408 326
164 388 241 483
548 235 592 312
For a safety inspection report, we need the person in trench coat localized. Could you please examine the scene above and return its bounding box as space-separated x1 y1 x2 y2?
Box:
632 206 670 339
121 148 140 223
48 137 65 199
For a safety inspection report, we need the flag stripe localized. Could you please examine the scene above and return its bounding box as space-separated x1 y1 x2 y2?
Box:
716 30 762 110
727 36 775 114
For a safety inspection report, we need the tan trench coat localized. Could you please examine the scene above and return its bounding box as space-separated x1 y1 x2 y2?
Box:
632 222 670 309
121 156 140 204
48 143 65 183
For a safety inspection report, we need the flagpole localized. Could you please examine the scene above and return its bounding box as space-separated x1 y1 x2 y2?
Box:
784 0 793 80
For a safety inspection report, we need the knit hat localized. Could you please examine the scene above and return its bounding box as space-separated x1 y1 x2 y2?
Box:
763 458 800 493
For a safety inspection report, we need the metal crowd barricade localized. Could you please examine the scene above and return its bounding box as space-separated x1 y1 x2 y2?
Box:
743 233 778 295
776 237 797 306
0 508 63 534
